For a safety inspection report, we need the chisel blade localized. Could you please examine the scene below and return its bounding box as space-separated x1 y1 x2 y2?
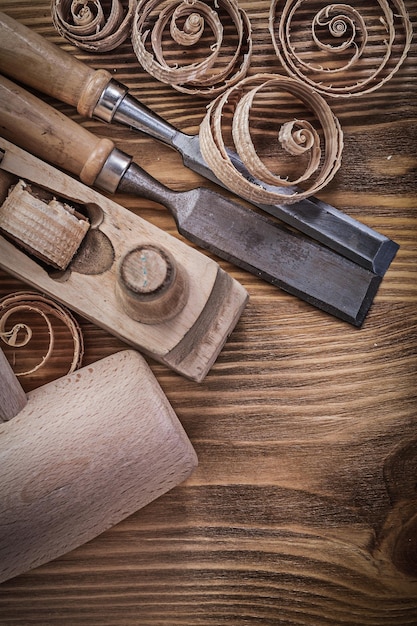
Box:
119 164 382 327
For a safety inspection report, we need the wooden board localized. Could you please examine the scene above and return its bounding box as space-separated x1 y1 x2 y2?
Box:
0 0 416 623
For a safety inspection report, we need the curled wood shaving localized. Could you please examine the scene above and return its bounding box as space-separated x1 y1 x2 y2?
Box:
0 292 84 377
269 0 413 97
131 0 252 97
199 74 343 205
51 0 137 51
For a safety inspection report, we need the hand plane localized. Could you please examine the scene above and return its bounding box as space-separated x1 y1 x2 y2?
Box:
0 139 248 382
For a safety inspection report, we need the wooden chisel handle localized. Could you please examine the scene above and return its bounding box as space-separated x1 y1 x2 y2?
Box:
0 11 111 117
0 75 115 187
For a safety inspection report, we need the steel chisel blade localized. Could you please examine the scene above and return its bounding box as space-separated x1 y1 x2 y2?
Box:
119 165 381 327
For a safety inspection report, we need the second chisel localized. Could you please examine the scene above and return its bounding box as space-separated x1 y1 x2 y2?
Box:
0 75 382 326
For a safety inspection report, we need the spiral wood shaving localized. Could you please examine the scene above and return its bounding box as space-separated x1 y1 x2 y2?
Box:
131 0 252 97
269 0 412 97
51 0 137 51
0 292 84 377
199 74 343 205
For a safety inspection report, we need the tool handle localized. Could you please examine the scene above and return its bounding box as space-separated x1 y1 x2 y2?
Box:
0 75 114 186
0 12 111 117
0 347 27 421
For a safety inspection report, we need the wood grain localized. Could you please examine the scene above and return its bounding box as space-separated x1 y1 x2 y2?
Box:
0 0 416 624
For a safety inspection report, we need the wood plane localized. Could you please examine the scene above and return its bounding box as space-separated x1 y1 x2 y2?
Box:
0 139 248 381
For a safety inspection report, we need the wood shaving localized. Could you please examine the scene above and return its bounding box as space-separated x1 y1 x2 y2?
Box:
0 292 84 377
269 0 413 97
199 74 343 205
51 0 137 52
131 0 252 97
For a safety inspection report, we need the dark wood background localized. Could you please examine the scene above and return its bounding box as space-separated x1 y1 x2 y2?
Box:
0 1 416 624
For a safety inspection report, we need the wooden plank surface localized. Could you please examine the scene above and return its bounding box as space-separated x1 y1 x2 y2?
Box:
0 0 416 624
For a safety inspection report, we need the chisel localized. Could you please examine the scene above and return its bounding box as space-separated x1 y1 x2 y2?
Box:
0 11 398 275
0 75 382 326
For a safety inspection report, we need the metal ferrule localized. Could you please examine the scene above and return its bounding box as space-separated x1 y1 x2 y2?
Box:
95 148 132 194
93 79 128 123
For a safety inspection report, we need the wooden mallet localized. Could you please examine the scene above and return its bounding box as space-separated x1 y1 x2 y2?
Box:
0 347 197 583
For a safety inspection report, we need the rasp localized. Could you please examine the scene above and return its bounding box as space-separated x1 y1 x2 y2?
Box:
0 11 398 275
0 75 382 326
